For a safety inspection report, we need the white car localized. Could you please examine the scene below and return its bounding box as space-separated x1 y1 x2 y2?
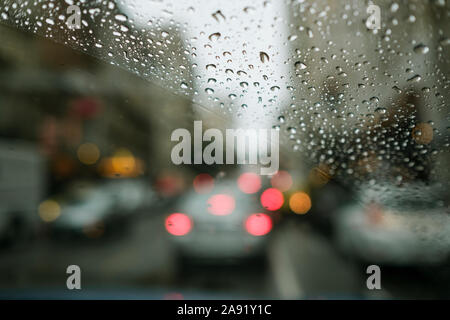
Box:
51 184 116 235
165 177 275 262
50 179 153 237
334 183 450 265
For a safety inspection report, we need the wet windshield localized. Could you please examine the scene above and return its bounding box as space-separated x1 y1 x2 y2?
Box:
0 0 448 299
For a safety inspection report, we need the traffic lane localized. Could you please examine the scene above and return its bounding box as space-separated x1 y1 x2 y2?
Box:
0 210 177 289
271 219 450 299
0 206 275 299
268 220 365 299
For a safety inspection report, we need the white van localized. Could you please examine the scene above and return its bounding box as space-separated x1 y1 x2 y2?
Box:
0 140 46 243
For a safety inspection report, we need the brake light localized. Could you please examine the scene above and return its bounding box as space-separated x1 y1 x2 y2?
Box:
260 188 284 211
270 170 293 192
237 172 261 194
245 213 272 236
165 213 192 236
193 173 214 194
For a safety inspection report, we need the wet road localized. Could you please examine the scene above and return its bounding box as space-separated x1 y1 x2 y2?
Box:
0 209 447 299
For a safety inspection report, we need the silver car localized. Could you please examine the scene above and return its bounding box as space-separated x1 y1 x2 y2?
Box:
166 176 275 262
334 183 450 265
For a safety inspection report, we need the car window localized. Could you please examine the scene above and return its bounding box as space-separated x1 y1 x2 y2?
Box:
0 0 448 299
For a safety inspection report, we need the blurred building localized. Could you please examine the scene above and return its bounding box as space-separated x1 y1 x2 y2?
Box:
0 4 196 195
285 0 449 184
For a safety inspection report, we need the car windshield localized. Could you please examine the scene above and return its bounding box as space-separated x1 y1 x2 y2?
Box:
0 0 448 299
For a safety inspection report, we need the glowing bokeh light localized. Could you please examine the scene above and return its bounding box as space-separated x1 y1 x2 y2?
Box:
237 172 262 194
38 199 61 222
193 173 214 194
154 173 185 196
165 213 192 236
270 170 293 192
77 143 100 165
245 213 272 236
207 194 235 216
260 188 284 211
289 192 312 214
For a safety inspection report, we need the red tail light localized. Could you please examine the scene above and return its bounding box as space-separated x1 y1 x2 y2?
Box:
260 188 284 211
193 173 214 194
245 213 272 236
270 170 293 192
165 213 192 236
237 172 262 194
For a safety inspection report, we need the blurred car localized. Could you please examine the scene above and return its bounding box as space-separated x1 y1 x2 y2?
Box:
104 179 154 213
49 179 153 238
334 182 450 265
0 140 45 244
165 173 277 263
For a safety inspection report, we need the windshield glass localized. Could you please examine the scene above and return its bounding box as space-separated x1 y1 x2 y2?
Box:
0 0 448 299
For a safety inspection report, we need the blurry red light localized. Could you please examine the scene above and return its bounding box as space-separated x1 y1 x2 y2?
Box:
193 173 214 194
237 172 262 194
270 170 293 192
245 213 272 236
260 188 284 211
155 174 184 197
207 194 235 216
70 97 102 119
165 213 192 236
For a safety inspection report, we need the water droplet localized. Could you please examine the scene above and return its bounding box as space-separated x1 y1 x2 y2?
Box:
439 37 450 46
270 86 280 92
414 44 429 54
407 74 422 83
114 14 128 22
392 86 402 94
295 61 307 70
208 32 221 41
375 107 387 114
260 51 270 63
243 6 256 14
212 10 226 22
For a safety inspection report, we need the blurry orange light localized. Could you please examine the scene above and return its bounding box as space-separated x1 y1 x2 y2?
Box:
193 173 214 194
111 148 136 175
207 194 235 216
260 188 284 211
165 213 192 236
289 192 312 214
237 172 262 194
98 148 144 178
270 170 293 192
38 200 61 222
245 213 272 236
